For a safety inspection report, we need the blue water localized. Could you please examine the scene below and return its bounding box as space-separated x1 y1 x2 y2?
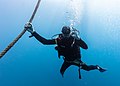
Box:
0 0 120 86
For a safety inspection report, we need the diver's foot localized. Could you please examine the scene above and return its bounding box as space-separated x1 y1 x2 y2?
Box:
97 65 107 72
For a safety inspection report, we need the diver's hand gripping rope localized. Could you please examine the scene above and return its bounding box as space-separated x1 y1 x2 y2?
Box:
0 0 41 58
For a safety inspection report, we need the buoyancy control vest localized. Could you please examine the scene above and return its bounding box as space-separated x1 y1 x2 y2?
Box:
55 34 81 61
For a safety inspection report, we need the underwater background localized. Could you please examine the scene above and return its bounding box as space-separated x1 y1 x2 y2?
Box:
0 0 120 86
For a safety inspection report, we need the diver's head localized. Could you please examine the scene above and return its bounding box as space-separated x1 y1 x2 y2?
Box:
61 26 71 38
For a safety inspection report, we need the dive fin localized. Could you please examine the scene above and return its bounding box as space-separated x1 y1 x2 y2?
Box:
97 65 107 72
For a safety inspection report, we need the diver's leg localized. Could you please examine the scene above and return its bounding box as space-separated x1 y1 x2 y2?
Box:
81 64 97 71
81 63 106 72
60 61 71 77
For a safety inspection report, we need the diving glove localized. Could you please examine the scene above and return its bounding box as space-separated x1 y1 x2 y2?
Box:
24 22 35 34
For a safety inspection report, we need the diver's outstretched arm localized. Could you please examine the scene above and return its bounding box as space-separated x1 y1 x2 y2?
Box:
32 32 56 45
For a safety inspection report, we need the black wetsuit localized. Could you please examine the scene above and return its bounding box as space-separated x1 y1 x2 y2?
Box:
32 32 98 76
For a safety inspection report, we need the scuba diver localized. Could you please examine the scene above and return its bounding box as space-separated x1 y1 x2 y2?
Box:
24 22 106 79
